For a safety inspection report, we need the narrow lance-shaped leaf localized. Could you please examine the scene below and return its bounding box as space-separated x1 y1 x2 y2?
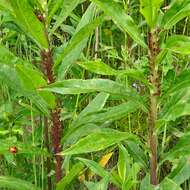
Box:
74 101 140 127
9 0 48 49
77 157 120 188
84 176 110 190
140 0 164 28
71 92 109 127
56 162 84 190
168 158 190 186
77 60 151 87
79 92 109 117
62 101 141 146
49 0 81 33
163 131 190 160
158 178 182 190
54 3 98 79
163 70 190 96
55 16 104 69
39 79 148 112
117 144 131 182
0 0 12 12
77 157 110 178
156 30 190 64
0 176 41 190
77 60 118 75
62 93 109 145
0 45 55 113
163 35 190 55
161 0 190 30
140 175 154 190
59 128 138 155
91 0 147 48
16 64 56 109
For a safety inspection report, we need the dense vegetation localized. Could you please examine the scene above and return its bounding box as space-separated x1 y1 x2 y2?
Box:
0 0 190 189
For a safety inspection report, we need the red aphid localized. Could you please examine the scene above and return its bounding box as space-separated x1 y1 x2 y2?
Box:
9 146 18 154
37 14 44 22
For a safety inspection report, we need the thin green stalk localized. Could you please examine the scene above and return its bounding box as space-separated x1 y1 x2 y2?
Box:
161 123 167 154
30 101 37 187
41 116 44 190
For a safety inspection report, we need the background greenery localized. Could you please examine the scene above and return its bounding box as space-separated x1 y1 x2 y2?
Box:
0 0 190 189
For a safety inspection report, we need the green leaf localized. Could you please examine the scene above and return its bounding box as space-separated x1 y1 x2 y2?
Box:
39 79 148 112
164 35 190 55
161 103 190 122
16 65 46 91
62 124 101 147
140 0 163 28
0 64 21 90
160 87 190 122
75 101 140 131
140 175 154 190
163 131 190 160
77 60 151 87
49 0 81 33
40 79 127 95
63 101 141 146
164 70 190 96
162 70 190 98
77 157 109 177
9 0 48 49
77 60 118 75
54 3 98 79
91 0 147 48
161 0 190 29
158 178 182 190
78 92 109 118
56 162 84 190
62 93 109 145
126 141 148 170
0 45 24 65
0 46 54 113
168 158 190 186
56 15 103 79
78 157 122 188
16 64 56 109
0 0 12 12
59 128 138 155
117 144 131 182
84 176 110 190
155 49 168 65
0 176 40 190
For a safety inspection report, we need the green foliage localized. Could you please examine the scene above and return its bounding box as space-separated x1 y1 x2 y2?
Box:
161 0 190 29
0 176 40 190
140 0 163 28
9 0 48 48
91 0 147 48
60 129 138 155
0 0 190 189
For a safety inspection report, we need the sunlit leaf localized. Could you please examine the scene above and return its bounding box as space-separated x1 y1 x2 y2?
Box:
0 176 40 190
161 0 190 29
91 0 147 48
9 0 48 48
60 128 138 155
140 0 163 28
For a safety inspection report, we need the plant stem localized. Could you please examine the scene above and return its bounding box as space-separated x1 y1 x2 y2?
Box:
40 49 62 182
30 101 37 186
39 11 63 181
44 117 52 189
148 31 160 185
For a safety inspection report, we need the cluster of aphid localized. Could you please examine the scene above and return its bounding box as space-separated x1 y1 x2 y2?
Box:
9 146 18 154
